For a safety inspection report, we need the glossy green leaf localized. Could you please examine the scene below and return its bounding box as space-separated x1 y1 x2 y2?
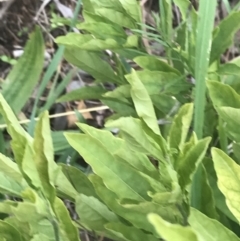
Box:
54 198 80 241
76 194 119 231
57 86 107 102
189 208 240 241
212 148 240 222
210 11 240 64
207 81 240 108
1 27 44 116
65 133 154 201
148 213 199 241
168 103 193 151
126 69 160 135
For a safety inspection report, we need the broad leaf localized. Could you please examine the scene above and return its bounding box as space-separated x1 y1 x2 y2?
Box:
168 103 193 151
60 164 98 198
0 221 23 241
134 56 180 75
33 111 57 205
63 48 120 84
210 12 240 64
148 213 199 241
211 148 240 222
126 69 160 135
176 136 211 190
65 133 155 201
1 27 44 116
189 208 240 241
207 81 240 108
105 222 158 241
76 194 119 231
54 198 80 241
57 86 107 102
216 107 240 142
106 117 164 160
89 175 160 236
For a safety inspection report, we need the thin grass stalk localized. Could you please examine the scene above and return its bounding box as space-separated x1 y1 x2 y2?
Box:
191 0 217 209
159 0 173 64
28 0 82 135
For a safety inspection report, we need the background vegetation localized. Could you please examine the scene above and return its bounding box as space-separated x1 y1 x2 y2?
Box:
0 0 240 240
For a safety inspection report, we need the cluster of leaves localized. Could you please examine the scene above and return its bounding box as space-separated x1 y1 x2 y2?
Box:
2 0 240 240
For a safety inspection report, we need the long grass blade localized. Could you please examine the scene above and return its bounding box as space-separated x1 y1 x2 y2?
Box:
191 0 217 209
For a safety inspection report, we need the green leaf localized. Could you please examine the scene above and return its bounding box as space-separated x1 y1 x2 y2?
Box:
0 172 25 196
168 103 193 151
0 94 41 189
56 33 137 51
210 11 240 64
11 189 49 222
176 136 211 190
89 175 160 236
33 112 57 205
60 164 98 198
105 222 158 241
57 86 107 102
54 198 80 241
76 194 119 231
123 200 183 226
0 153 25 184
89 1 137 28
65 133 154 201
118 0 140 22
63 48 120 83
199 165 218 218
134 56 180 75
76 122 124 153
211 148 240 222
207 81 240 108
218 63 240 76
189 208 240 241
1 27 44 116
148 213 199 241
77 22 127 39
0 221 23 241
216 107 240 142
101 98 137 117
105 117 164 160
126 69 160 135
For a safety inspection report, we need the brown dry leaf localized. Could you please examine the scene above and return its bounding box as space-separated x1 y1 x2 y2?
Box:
67 101 93 128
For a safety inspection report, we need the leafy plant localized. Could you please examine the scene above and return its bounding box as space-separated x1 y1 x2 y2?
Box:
1 0 240 240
